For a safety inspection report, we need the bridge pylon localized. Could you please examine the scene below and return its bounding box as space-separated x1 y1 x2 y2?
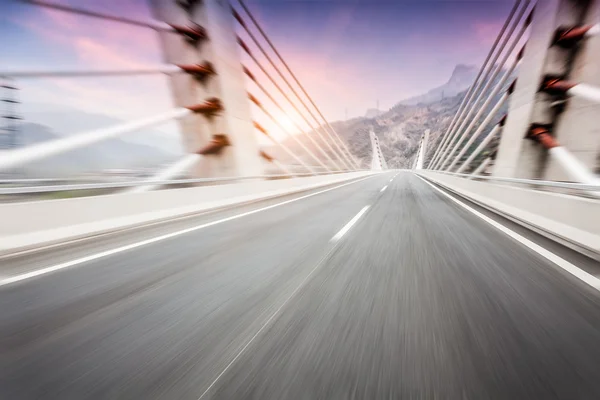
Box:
413 129 429 170
369 130 387 170
149 0 263 178
493 0 600 182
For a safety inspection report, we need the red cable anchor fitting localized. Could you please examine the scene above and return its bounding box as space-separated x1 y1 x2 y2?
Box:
196 134 231 156
540 76 576 95
259 150 274 162
526 124 559 149
553 25 595 47
242 66 256 82
525 9 534 26
177 62 216 80
170 23 207 44
231 9 246 28
516 45 526 61
237 37 251 55
507 79 517 95
248 93 261 107
176 0 201 13
498 114 507 127
186 98 223 116
253 121 269 136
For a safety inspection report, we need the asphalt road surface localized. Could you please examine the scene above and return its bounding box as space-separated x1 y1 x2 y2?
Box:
2 171 600 399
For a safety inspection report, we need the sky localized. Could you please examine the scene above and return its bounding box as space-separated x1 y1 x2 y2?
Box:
0 0 514 150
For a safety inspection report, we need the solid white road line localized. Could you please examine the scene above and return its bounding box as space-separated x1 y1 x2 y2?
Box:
416 175 600 291
199 203 371 397
330 205 370 242
380 185 388 193
0 175 376 288
197 243 340 399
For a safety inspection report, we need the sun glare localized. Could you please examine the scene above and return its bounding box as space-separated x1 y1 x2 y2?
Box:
278 115 296 132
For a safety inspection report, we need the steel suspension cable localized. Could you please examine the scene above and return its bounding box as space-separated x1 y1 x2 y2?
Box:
429 0 527 169
238 37 348 172
233 7 353 171
455 122 503 174
470 155 494 177
249 93 332 172
0 108 191 171
429 0 523 168
252 122 317 174
437 15 530 172
238 39 345 171
432 1 532 170
432 2 531 171
445 91 509 172
19 0 172 31
441 46 524 171
0 66 180 78
243 66 336 169
237 0 358 169
431 0 529 170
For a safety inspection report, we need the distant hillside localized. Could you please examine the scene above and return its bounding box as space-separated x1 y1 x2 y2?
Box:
24 104 183 155
332 94 468 169
13 122 177 177
268 63 507 170
364 108 383 118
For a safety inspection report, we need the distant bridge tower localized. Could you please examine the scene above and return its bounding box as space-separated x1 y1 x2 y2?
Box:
370 130 387 170
414 129 430 170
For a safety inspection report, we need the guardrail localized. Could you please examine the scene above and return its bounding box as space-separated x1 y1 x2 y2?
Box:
433 170 600 193
418 170 600 259
0 170 376 254
0 171 359 195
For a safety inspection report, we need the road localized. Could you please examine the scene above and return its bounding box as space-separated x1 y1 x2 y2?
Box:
1 171 600 399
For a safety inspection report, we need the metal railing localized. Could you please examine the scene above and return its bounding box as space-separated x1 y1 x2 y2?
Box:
425 170 600 198
0 170 362 195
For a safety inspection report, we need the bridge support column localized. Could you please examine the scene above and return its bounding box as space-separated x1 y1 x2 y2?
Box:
548 1 600 178
493 0 597 180
369 130 387 170
149 0 263 178
415 129 429 170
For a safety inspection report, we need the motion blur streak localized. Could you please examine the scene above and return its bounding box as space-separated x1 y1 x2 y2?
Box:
417 175 600 290
2 172 600 399
0 175 373 287
3 0 600 398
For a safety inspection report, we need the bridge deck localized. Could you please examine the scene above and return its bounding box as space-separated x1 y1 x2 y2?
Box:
1 172 600 399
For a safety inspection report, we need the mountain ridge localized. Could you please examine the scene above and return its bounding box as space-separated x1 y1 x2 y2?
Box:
6 122 178 177
397 64 478 106
269 63 506 170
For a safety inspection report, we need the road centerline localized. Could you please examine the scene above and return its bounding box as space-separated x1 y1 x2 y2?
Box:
331 205 371 242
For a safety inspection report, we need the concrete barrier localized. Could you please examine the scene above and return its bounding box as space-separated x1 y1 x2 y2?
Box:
418 171 600 259
0 171 377 254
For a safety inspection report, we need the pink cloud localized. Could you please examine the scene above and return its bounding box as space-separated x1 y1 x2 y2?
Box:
14 1 161 67
11 0 170 117
73 37 147 69
472 21 503 44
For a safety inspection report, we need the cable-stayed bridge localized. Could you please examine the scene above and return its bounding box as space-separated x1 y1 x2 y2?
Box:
1 0 600 398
